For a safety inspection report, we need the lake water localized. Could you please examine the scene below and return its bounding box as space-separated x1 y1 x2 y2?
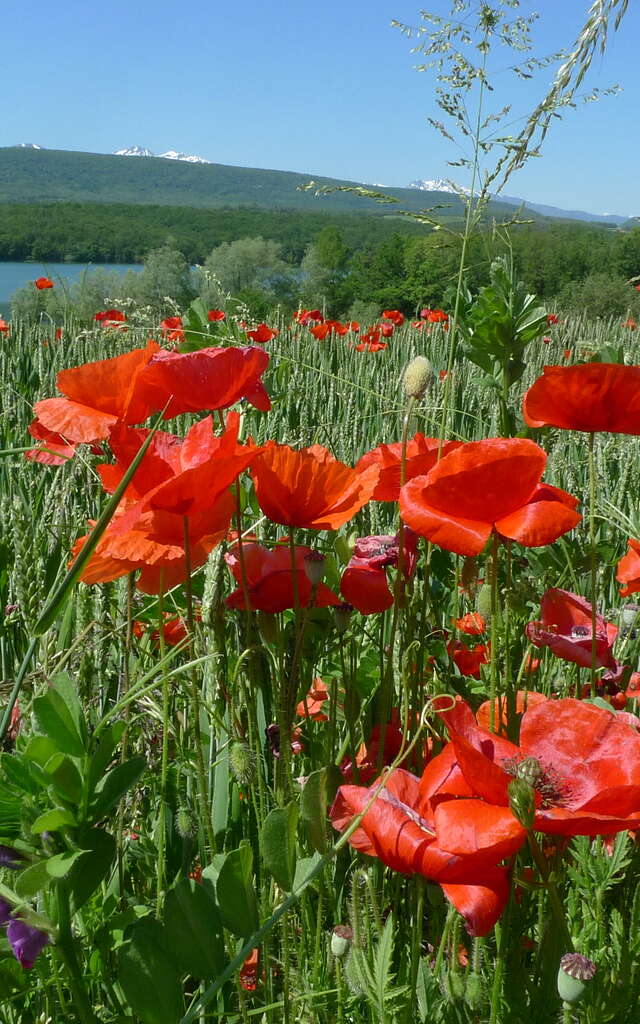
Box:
0 261 143 316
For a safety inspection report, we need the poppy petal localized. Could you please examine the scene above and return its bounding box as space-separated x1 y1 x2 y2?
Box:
494 499 581 547
400 482 492 556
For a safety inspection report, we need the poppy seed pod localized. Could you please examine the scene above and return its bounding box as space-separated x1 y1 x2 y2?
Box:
508 777 536 829
331 925 354 958
557 953 596 1005
229 742 256 786
403 356 433 400
476 583 493 620
303 551 326 585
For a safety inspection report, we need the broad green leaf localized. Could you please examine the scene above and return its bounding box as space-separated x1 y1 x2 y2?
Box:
300 765 342 853
87 721 126 791
163 878 225 980
45 851 84 878
31 808 76 834
33 689 85 757
216 845 259 937
89 756 145 821
24 735 60 769
15 860 51 897
0 752 42 794
43 753 83 804
261 802 298 891
68 829 116 911
117 918 182 1024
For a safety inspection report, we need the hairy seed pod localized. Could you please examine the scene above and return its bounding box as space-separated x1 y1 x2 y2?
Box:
403 356 433 400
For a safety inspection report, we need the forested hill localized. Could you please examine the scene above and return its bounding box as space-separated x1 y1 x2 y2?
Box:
0 146 522 218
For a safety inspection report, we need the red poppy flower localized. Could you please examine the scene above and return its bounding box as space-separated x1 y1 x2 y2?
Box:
160 316 184 343
400 438 581 557
476 691 548 735
207 309 226 321
293 309 323 325
33 341 163 444
455 612 486 635
523 363 640 434
246 323 278 344
357 434 462 502
55 328 62 340
525 588 619 675
340 530 418 614
225 542 341 612
239 949 260 991
296 678 329 720
422 308 448 324
354 338 387 352
0 319 9 333
382 310 405 327
330 766 510 936
94 309 126 325
623 319 638 330
432 698 640 862
142 345 271 416
24 419 77 466
546 313 559 325
347 321 359 332
251 443 379 530
447 640 489 678
617 539 640 597
34 277 54 290
74 414 257 593
412 320 425 330
379 323 394 338
439 370 448 380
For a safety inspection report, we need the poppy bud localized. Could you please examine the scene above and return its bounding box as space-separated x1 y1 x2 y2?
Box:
304 551 326 585
476 583 493 620
334 603 353 634
230 741 256 785
465 972 483 1010
557 953 596 1005
403 356 433 400
176 806 197 840
508 777 536 829
331 924 354 958
621 604 639 628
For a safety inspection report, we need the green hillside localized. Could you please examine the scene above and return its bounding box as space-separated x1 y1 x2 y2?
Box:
0 146 521 218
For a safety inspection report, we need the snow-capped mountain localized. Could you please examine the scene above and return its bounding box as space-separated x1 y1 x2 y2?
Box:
114 146 155 157
159 150 210 164
114 146 210 164
14 143 44 150
408 178 470 195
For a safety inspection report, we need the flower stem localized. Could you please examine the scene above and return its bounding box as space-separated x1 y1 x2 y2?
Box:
56 881 99 1024
588 431 598 696
156 573 169 914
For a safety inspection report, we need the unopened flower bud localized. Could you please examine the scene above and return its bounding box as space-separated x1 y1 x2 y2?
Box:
331 924 353 958
476 583 493 620
508 777 536 829
230 741 256 786
464 972 483 1010
334 603 353 634
257 610 278 644
557 953 596 1005
176 807 197 839
304 551 326 586
403 356 433 400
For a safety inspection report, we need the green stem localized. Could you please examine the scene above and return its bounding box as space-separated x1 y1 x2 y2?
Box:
527 831 573 952
156 575 169 914
588 431 598 696
183 517 216 856
56 882 99 1024
489 534 500 732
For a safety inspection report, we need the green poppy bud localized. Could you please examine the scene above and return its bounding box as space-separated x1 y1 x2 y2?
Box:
508 777 536 829
557 952 596 1005
304 551 325 585
334 603 353 634
403 356 433 400
229 742 256 786
331 925 354 958
476 582 493 620
465 972 483 1010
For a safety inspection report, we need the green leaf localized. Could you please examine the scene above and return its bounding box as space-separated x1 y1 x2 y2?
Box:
117 918 183 1024
163 878 225 980
15 860 51 898
216 845 259 937
48 673 85 741
87 721 126 792
44 851 84 878
68 829 116 910
33 689 85 757
300 765 342 853
23 736 58 769
31 808 76 834
261 802 298 891
89 756 145 821
43 753 83 804
0 752 42 795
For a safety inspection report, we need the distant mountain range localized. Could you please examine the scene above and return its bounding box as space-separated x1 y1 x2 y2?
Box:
2 146 635 226
407 178 631 226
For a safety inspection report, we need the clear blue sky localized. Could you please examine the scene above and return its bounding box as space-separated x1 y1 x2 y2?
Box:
3 1 637 215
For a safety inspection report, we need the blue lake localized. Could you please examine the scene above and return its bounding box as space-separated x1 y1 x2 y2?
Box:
0 261 143 315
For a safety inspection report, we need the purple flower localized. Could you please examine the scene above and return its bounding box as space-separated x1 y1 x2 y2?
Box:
7 919 50 969
0 845 24 870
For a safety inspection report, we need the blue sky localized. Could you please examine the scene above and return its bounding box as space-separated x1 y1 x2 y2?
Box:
3 1 637 215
